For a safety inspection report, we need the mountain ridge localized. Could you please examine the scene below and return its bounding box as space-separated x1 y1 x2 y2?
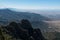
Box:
0 8 50 25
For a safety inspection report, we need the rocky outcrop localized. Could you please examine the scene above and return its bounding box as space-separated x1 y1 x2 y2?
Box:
2 19 46 40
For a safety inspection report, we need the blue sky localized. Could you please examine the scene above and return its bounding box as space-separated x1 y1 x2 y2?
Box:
0 0 60 10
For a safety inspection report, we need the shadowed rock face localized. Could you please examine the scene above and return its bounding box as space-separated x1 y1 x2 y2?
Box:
2 19 46 40
33 29 46 40
21 19 32 30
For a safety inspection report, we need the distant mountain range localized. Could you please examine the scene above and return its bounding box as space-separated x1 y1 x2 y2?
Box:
1 8 60 21
0 8 50 24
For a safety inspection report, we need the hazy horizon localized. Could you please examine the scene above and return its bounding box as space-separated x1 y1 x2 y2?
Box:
0 0 60 10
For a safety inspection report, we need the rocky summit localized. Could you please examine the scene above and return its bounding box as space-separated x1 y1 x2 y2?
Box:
0 19 46 40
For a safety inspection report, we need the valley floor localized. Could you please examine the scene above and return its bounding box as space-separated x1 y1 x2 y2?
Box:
45 21 60 32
